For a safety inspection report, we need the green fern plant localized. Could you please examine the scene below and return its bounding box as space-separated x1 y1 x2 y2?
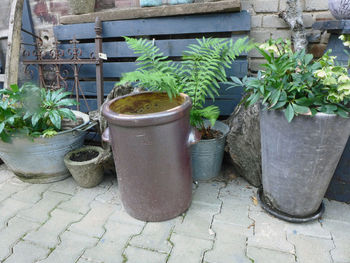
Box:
119 37 253 129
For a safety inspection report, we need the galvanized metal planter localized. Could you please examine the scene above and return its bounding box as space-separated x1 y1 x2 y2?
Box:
102 92 200 222
191 121 229 181
260 109 350 218
0 111 90 184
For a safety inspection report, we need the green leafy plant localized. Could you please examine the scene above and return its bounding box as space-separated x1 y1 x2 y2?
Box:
119 37 253 130
229 39 350 122
0 83 77 142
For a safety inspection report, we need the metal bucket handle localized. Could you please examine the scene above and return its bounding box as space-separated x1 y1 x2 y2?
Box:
102 126 200 146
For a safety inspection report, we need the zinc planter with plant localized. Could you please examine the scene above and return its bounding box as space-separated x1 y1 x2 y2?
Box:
230 39 350 222
120 37 253 181
101 37 252 222
0 83 90 183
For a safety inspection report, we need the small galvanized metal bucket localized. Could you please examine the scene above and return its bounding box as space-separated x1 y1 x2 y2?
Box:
102 92 200 222
191 121 230 181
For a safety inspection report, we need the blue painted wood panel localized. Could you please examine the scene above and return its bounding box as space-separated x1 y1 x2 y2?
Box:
58 36 249 59
54 11 251 40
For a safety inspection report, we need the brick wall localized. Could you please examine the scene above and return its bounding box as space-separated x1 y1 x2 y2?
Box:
26 0 332 71
242 0 332 72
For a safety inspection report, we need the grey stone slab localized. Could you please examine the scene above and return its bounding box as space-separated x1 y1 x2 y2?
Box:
12 184 51 204
0 198 32 229
94 185 121 205
130 219 179 253
0 166 16 184
247 246 296 263
82 240 125 263
322 199 350 223
192 182 223 207
107 208 148 226
38 230 98 263
24 209 82 248
214 201 254 228
174 202 221 240
58 187 107 215
4 241 49 263
102 220 144 243
288 234 334 263
205 221 251 263
0 217 39 261
69 200 116 238
18 191 71 224
124 246 167 263
48 177 78 195
168 233 212 263
220 178 257 201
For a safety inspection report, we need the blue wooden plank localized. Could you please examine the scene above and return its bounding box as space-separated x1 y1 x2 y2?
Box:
54 11 251 41
74 80 243 98
58 36 249 59
77 59 248 78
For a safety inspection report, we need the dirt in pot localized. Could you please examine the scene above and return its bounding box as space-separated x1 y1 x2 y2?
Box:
70 150 99 162
199 127 223 140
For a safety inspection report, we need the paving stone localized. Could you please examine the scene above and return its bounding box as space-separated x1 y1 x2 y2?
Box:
69 200 116 238
0 217 39 261
49 177 78 195
107 208 145 226
83 220 143 263
284 220 331 239
124 246 167 263
0 168 17 184
204 221 252 263
24 209 82 248
174 202 220 240
168 233 212 263
4 241 49 263
214 201 253 228
321 220 350 263
130 219 179 253
0 198 32 229
288 234 334 263
12 184 51 204
94 185 121 205
247 246 296 263
0 182 28 203
220 178 256 201
58 187 107 214
38 230 98 263
322 199 350 223
83 239 127 263
248 211 295 253
192 182 223 207
18 191 71 224
97 172 116 189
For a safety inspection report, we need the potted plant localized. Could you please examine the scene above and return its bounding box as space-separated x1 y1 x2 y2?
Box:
64 145 105 188
0 83 90 183
229 39 350 222
119 37 253 181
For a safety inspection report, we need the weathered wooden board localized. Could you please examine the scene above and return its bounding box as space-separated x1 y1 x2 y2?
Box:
60 1 241 24
55 11 250 40
58 35 248 59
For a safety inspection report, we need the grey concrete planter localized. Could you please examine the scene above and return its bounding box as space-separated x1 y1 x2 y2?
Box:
70 0 96 15
191 121 229 181
0 111 90 184
260 109 350 217
64 146 104 188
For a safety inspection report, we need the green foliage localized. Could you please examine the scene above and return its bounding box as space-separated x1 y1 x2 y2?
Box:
228 38 350 122
119 37 253 128
0 83 77 142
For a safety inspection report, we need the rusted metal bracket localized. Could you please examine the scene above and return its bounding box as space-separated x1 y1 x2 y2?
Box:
22 17 104 111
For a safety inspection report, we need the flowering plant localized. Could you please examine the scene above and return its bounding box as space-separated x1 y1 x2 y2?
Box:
229 39 350 122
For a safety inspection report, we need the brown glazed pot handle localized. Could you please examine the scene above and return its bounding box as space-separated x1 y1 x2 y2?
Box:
188 127 201 146
102 127 111 144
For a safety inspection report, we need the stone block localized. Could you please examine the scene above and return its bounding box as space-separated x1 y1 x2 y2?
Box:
124 246 167 263
168 233 212 263
254 0 279 13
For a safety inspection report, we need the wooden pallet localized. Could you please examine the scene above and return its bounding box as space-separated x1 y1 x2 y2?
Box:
53 11 251 116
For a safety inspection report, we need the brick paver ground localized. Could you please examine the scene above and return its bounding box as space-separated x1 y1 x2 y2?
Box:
0 163 349 263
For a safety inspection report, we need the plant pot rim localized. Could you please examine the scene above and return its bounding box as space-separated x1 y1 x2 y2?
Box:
2 110 90 143
264 109 341 119
102 91 192 127
64 146 104 166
